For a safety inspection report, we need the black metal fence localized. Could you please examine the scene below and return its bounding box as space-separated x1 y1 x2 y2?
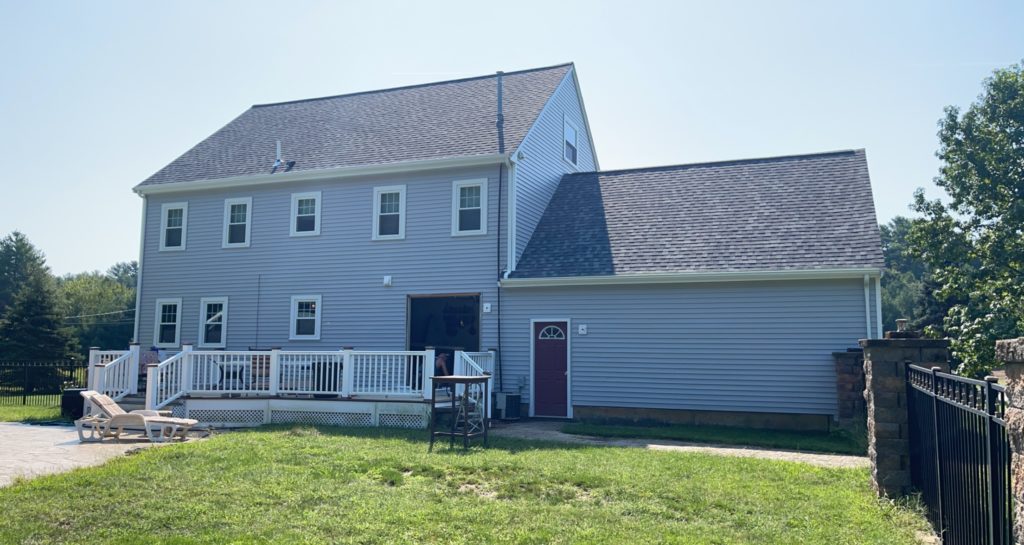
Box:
0 362 89 407
907 364 1013 545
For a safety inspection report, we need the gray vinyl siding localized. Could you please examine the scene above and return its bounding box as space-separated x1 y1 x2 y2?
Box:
137 164 507 351
513 69 596 266
500 279 872 416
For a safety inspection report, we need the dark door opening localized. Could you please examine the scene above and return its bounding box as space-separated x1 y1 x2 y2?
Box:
408 295 481 366
533 320 569 417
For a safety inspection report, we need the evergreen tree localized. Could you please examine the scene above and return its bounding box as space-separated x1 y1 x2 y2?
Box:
0 269 78 362
0 231 49 317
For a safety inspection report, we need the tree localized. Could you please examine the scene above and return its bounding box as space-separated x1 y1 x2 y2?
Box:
106 261 138 290
0 231 49 317
879 217 952 334
59 271 135 358
0 270 78 362
909 61 1024 376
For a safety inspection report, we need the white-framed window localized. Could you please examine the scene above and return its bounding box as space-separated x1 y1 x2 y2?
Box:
290 191 321 237
159 202 188 251
290 295 322 340
153 298 182 348
198 297 228 348
563 117 579 166
372 185 406 240
222 197 252 248
451 179 487 236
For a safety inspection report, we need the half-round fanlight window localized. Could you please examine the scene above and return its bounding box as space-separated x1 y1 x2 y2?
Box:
538 325 566 340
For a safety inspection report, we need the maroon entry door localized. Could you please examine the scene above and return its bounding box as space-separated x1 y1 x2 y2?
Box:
533 321 569 417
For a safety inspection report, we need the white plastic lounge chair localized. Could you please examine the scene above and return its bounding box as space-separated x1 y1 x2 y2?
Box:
76 390 199 443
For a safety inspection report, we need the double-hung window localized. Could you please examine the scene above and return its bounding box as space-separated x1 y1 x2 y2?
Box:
290 295 322 340
199 297 228 348
290 192 321 236
223 197 252 248
451 179 487 236
563 118 579 166
154 298 182 348
372 185 406 240
159 203 187 251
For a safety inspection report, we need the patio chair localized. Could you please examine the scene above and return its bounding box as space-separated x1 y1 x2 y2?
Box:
75 390 199 443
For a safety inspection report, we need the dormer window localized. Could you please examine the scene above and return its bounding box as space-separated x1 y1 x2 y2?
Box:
563 118 578 166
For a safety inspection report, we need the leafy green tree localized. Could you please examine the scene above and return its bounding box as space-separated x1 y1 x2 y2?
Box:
909 61 1024 376
0 270 78 362
59 271 135 358
106 261 138 290
0 231 49 317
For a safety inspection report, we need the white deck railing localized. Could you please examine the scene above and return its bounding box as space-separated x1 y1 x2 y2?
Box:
145 346 437 410
88 346 139 402
455 350 494 419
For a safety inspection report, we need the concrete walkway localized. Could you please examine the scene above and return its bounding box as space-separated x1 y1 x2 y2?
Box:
0 423 166 487
490 421 869 469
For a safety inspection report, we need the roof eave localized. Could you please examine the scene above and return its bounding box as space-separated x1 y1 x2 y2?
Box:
501 267 884 288
134 153 510 196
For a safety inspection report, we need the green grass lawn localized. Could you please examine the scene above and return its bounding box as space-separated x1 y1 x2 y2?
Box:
562 422 867 455
0 426 926 544
0 403 64 423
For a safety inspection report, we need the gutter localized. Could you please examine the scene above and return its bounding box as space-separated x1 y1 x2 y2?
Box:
134 153 510 196
500 267 884 288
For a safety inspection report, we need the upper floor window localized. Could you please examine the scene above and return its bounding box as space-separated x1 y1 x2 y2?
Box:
153 298 182 348
290 192 321 237
451 179 487 236
223 197 252 248
199 297 228 348
159 202 187 251
290 295 322 340
563 118 579 166
373 185 406 240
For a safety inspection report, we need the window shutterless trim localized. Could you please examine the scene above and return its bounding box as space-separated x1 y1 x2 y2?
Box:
159 202 188 251
372 185 406 240
198 297 228 348
222 197 253 248
289 294 322 340
153 298 182 349
290 191 321 237
451 178 488 236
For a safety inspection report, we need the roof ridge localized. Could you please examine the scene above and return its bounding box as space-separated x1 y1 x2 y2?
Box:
251 62 575 108
564 149 865 178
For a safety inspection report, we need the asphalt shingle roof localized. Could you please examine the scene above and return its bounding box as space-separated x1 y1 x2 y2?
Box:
138 63 572 187
511 150 884 278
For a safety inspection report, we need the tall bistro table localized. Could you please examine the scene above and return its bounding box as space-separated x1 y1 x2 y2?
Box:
428 375 490 451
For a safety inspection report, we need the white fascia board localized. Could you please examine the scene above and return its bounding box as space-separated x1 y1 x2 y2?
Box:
134 153 509 196
500 268 884 288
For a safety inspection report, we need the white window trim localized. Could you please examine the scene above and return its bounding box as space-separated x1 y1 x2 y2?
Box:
198 297 228 348
372 185 406 240
159 202 188 252
290 191 322 237
451 179 488 236
289 295 322 341
222 197 253 248
563 116 580 168
153 298 182 349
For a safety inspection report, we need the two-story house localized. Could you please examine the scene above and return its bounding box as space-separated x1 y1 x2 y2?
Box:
97 62 882 431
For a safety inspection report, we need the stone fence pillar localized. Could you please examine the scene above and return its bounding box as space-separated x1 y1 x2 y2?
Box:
833 349 865 425
995 337 1024 542
860 337 950 497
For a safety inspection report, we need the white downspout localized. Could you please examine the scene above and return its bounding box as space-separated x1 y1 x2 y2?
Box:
133 195 147 344
504 154 518 279
863 274 872 339
875 275 883 339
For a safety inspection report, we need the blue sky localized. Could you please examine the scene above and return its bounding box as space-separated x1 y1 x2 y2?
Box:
0 1 1020 274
